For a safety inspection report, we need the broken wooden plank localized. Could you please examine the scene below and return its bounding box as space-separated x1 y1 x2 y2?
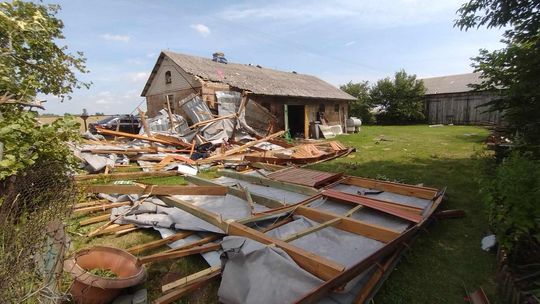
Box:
72 201 131 214
72 199 108 209
96 127 190 147
92 224 137 236
160 235 220 254
282 218 342 242
294 206 400 243
137 243 221 265
127 231 193 254
342 176 437 200
153 270 220 304
83 185 228 196
75 171 178 181
197 130 285 164
79 213 111 226
162 265 221 293
322 189 423 223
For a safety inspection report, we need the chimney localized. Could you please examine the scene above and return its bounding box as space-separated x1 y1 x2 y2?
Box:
212 52 228 64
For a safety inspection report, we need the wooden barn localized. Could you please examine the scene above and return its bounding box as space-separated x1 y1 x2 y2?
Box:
141 51 355 138
422 73 502 125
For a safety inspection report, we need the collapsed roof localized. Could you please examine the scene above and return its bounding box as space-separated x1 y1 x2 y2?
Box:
141 51 356 101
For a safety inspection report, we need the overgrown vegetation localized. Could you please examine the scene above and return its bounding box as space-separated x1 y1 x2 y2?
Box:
340 70 426 124
455 0 540 155
0 1 88 302
479 152 540 262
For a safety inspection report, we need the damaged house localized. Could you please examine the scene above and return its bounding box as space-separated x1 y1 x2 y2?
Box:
141 51 355 138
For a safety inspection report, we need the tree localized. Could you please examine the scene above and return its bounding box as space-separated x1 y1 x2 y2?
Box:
0 1 87 179
369 70 426 124
340 81 374 124
455 0 540 153
0 0 90 100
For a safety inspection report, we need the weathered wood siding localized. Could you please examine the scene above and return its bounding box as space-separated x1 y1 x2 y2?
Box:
145 57 202 117
426 91 502 125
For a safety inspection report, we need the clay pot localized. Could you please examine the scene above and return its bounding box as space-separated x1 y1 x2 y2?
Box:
64 246 146 304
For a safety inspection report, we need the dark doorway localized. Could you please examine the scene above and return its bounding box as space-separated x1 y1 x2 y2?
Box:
287 105 305 138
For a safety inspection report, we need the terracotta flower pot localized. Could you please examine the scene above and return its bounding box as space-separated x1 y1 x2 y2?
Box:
64 246 146 304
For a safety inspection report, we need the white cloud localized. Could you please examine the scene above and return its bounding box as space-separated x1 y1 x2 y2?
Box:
146 52 157 58
190 24 211 37
218 0 463 28
101 33 131 42
128 72 149 83
344 41 356 47
95 99 110 105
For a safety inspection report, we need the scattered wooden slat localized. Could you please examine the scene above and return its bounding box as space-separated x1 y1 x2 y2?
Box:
79 213 111 226
72 199 108 209
137 108 154 147
127 231 194 254
294 206 400 243
92 224 137 236
281 204 364 242
162 265 221 293
160 235 221 254
342 176 438 200
114 227 140 236
260 217 294 233
197 130 285 164
282 218 341 242
96 127 190 147
84 185 228 196
72 201 131 215
189 113 236 129
75 171 178 181
137 243 221 265
154 270 220 304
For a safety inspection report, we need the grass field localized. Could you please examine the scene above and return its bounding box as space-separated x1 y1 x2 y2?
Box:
310 125 496 303
72 124 496 303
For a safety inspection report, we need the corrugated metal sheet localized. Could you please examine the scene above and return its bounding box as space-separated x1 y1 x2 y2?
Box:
142 51 356 101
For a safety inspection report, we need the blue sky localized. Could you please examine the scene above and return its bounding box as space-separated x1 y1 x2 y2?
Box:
39 0 504 115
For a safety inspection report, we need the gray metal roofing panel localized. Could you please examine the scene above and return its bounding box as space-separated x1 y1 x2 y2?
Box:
145 51 356 101
421 73 483 95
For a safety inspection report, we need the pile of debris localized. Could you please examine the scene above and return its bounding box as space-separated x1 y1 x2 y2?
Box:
71 165 447 303
72 92 353 175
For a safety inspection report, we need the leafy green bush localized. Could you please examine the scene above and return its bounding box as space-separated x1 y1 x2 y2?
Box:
0 105 80 180
480 152 540 256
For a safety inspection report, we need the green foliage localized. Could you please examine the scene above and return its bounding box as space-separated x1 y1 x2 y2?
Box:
369 70 426 124
340 81 375 124
455 0 540 153
0 105 81 180
0 0 90 100
480 152 540 254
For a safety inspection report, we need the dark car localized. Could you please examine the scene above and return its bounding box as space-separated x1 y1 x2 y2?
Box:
89 115 141 134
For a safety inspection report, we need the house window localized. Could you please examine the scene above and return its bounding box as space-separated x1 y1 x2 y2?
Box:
334 104 340 113
165 71 172 84
319 103 325 112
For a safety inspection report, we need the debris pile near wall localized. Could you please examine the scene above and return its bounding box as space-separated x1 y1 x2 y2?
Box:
73 92 353 176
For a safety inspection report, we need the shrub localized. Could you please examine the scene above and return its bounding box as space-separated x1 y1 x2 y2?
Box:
480 152 540 260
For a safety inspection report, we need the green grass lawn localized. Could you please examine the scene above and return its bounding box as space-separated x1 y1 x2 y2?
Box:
310 125 497 303
71 125 496 303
